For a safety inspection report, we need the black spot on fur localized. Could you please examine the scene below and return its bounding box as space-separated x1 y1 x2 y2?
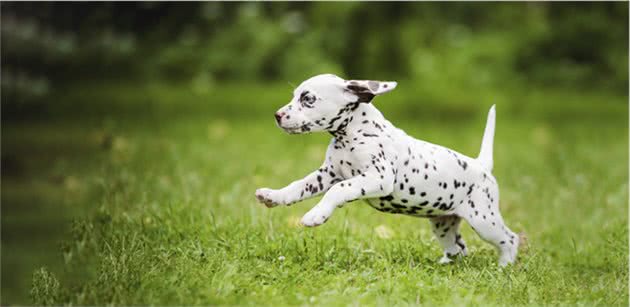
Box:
467 184 475 195
346 85 375 103
392 203 406 209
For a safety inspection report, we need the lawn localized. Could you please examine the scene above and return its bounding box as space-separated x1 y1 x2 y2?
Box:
2 81 628 305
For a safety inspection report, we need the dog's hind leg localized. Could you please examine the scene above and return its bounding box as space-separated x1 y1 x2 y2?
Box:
456 186 518 267
430 215 468 264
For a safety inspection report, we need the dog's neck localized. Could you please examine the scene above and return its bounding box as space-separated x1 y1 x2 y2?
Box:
328 103 390 139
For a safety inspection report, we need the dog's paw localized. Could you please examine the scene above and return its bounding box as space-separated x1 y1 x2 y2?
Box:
498 236 519 267
300 206 333 227
438 256 454 265
255 188 282 208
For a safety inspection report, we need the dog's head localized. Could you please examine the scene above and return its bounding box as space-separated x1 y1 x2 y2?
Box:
274 74 397 134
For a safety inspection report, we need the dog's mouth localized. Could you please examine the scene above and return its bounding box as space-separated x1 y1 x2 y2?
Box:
279 123 312 134
281 126 301 134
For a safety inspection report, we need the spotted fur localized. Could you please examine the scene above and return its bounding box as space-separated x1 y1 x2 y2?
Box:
255 74 518 267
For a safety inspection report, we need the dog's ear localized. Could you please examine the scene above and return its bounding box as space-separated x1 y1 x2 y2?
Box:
343 80 397 103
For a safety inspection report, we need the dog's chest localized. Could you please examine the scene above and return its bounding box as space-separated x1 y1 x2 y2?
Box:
329 131 392 179
335 151 366 179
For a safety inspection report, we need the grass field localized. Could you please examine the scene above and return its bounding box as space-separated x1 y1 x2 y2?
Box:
2 81 628 305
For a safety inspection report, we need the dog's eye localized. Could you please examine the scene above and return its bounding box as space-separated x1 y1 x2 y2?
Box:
304 95 315 104
300 91 316 106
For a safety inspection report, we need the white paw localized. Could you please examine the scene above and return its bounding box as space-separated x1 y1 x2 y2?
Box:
438 256 453 264
301 206 333 227
255 188 282 208
498 257 514 267
498 241 519 267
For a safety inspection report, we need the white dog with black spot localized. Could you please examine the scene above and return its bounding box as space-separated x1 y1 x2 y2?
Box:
255 74 519 266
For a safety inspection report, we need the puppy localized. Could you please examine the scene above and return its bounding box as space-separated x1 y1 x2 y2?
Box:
255 74 518 266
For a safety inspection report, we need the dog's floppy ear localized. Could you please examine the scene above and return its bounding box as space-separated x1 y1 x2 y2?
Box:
343 79 397 103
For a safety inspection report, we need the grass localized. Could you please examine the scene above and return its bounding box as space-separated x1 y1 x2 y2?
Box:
2 81 628 306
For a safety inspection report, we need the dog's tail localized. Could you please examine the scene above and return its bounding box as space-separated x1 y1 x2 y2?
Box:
477 105 495 172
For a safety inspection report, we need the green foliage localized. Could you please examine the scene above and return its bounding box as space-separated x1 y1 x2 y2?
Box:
514 3 629 91
1 2 628 99
31 268 61 305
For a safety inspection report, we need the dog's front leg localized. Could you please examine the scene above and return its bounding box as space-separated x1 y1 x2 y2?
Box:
255 166 337 208
301 172 394 227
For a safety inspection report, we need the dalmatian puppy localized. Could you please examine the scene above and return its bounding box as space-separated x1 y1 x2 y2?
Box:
255 74 518 266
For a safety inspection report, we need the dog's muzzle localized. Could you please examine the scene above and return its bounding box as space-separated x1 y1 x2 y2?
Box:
274 112 285 125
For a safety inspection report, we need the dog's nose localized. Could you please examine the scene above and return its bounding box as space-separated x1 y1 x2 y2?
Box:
275 112 285 123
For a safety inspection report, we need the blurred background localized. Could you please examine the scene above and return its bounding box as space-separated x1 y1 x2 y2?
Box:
2 2 628 114
1 2 628 305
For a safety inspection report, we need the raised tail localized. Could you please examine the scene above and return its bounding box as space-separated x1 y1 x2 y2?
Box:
477 105 496 172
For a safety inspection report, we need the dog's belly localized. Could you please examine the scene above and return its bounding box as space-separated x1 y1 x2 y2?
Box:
365 139 486 218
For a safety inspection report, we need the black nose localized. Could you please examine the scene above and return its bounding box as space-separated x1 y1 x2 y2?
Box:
275 112 285 123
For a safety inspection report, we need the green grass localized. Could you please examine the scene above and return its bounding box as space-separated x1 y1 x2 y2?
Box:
2 81 628 306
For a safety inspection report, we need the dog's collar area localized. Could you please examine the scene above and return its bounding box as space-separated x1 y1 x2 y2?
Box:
328 129 346 139
327 116 353 139
325 102 362 136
